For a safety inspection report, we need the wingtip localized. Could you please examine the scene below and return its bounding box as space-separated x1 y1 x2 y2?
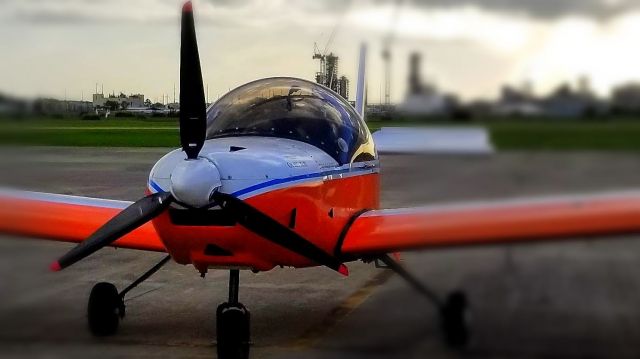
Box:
49 261 61 272
338 264 349 276
182 1 193 13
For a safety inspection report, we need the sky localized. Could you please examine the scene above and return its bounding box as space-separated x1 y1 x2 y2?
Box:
3 0 640 103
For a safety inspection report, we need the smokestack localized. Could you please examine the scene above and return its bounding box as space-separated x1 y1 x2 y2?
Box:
408 52 423 96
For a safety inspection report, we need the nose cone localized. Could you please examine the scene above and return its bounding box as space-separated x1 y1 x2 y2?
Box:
170 158 222 208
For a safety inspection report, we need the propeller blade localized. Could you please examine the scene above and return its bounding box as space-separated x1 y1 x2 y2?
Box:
180 1 207 159
212 192 348 276
51 192 174 271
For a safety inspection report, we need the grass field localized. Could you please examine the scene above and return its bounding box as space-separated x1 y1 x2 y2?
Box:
0 117 179 147
487 121 640 151
3 116 640 150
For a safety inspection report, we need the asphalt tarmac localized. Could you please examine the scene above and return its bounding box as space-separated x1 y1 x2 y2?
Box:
2 148 640 358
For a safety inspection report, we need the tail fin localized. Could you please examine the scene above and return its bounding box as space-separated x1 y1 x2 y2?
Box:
354 43 367 118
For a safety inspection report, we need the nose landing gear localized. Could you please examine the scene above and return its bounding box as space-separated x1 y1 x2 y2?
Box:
216 269 251 359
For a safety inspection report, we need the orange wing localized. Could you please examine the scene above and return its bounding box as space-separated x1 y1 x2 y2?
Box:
0 190 166 252
340 191 640 256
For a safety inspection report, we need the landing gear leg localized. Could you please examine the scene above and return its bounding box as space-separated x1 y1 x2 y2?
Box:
378 254 470 348
87 255 171 336
217 269 250 359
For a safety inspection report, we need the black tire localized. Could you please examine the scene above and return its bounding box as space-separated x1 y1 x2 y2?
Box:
216 303 250 359
440 290 470 348
88 282 123 337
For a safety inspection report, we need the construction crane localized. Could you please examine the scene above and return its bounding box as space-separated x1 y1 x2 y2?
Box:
312 44 344 97
312 43 327 86
382 0 404 106
312 1 353 100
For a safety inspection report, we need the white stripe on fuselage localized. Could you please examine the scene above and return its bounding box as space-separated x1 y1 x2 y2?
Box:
148 163 379 199
148 137 379 200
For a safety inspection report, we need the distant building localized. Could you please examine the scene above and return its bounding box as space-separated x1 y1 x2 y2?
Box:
612 83 640 114
492 85 543 117
365 103 396 118
492 78 605 118
540 82 604 118
337 76 349 100
397 53 450 116
93 92 145 109
34 98 93 115
0 93 31 116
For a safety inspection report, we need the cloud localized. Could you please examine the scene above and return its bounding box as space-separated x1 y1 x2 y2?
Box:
404 0 639 21
1 0 345 30
3 0 179 24
7 0 638 27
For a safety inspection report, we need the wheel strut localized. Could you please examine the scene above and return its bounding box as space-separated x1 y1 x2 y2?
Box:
87 255 171 337
378 254 470 348
119 255 172 300
229 269 239 304
378 254 442 308
217 269 251 359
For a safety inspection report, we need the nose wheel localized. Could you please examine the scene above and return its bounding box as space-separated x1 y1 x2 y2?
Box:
217 302 250 359
216 269 251 359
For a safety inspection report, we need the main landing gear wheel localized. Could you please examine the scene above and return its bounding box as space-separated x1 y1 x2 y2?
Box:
85 256 169 338
440 290 470 348
88 282 124 336
217 303 251 359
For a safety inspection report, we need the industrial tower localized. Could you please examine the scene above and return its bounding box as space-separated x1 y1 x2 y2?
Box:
312 43 349 100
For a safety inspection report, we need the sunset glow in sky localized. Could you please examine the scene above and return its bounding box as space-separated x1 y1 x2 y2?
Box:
3 0 640 102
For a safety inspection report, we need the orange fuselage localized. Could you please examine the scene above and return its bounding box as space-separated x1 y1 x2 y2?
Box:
152 171 380 273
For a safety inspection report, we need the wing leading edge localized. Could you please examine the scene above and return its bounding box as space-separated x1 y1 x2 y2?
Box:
0 190 166 252
341 191 640 256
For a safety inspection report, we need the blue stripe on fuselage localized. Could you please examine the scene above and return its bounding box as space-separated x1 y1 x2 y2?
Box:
148 166 376 198
230 168 354 197
149 179 165 193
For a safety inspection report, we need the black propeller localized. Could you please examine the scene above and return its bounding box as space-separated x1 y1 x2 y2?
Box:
212 192 349 276
179 0 207 160
50 192 174 271
50 2 206 271
50 1 347 276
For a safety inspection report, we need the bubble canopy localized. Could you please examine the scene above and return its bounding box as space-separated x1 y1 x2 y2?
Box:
206 77 375 165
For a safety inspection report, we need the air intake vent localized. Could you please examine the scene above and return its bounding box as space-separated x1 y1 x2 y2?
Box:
204 244 232 256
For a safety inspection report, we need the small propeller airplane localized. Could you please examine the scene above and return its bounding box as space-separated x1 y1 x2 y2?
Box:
4 2 640 358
